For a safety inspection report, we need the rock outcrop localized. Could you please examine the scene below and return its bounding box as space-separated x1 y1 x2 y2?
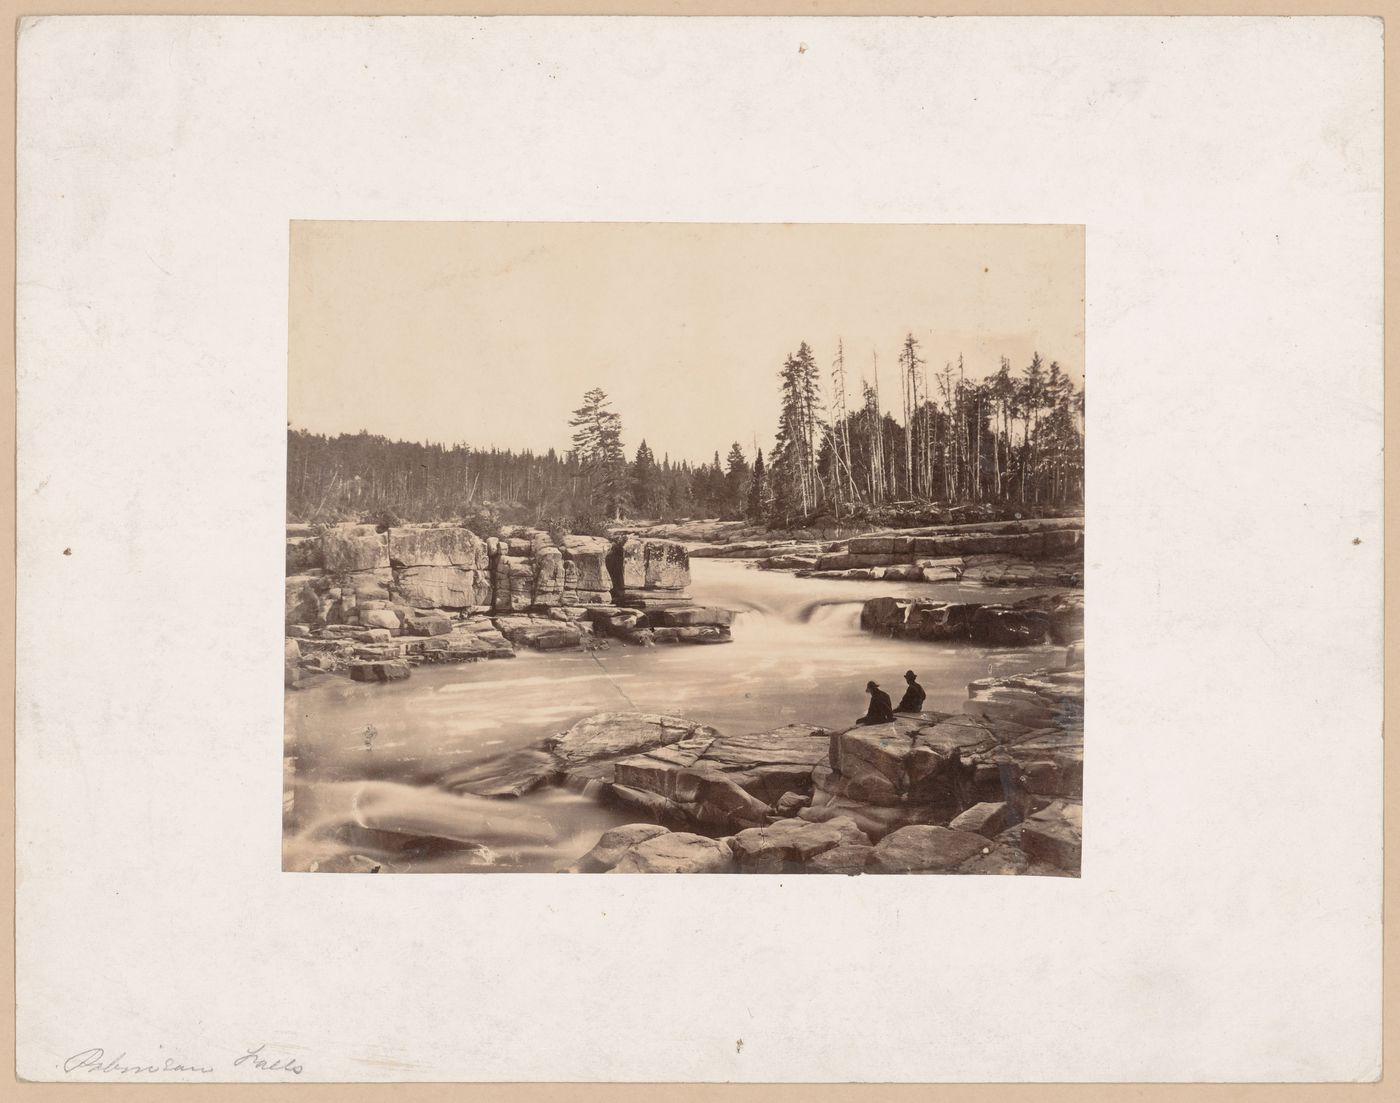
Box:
718 516 1084 587
285 524 734 682
860 591 1084 648
608 832 735 874
447 670 1084 875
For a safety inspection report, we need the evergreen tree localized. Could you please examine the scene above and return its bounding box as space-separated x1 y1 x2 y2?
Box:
724 442 749 516
771 342 825 519
746 447 766 521
631 439 661 517
569 387 631 520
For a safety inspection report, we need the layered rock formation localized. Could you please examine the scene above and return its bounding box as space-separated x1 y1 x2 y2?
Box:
860 591 1084 648
285 524 734 683
442 663 1084 875
720 516 1084 586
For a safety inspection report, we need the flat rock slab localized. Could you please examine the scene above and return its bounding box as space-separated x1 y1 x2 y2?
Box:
348 660 410 683
548 713 722 767
440 748 559 798
612 722 830 822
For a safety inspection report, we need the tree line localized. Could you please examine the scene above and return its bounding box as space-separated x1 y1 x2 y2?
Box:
287 336 1083 529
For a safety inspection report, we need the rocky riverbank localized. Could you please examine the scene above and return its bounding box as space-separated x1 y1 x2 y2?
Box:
679 516 1083 588
860 591 1084 648
285 524 732 686
440 663 1084 875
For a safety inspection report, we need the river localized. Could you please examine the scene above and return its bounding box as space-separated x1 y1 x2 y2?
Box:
283 558 1065 873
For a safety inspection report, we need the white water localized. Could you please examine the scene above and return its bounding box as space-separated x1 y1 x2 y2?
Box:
283 559 1064 873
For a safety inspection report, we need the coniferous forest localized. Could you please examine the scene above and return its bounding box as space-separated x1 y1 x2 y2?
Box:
287 336 1083 530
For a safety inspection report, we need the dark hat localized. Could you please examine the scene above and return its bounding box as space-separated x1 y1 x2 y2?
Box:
865 680 879 691
904 670 918 679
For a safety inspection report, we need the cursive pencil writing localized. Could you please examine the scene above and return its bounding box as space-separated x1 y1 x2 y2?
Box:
63 1044 304 1076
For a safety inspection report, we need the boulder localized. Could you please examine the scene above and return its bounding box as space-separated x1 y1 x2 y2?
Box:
799 794 935 840
607 722 828 833
1020 799 1082 872
948 801 1014 838
826 720 964 806
906 602 981 641
868 825 989 873
406 617 453 637
775 791 811 817
806 844 875 874
285 575 320 626
860 597 910 635
286 624 310 639
532 546 565 608
494 618 582 651
389 526 488 569
562 535 613 591
643 607 734 628
348 659 411 683
568 823 672 872
605 784 690 826
609 536 647 590
848 553 906 568
969 606 1049 646
492 555 536 613
729 816 869 873
321 524 390 572
609 832 734 874
608 536 691 592
650 626 731 645
954 842 1031 876
848 536 898 555
356 628 393 643
644 540 691 590
361 609 401 632
394 565 491 609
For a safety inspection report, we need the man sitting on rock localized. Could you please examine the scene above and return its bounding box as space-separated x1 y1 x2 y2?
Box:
856 680 895 725
895 670 926 714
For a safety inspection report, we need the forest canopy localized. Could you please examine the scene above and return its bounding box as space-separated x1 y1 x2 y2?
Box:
287 339 1083 529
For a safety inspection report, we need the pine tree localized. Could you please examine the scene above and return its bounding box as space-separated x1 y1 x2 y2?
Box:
724 442 749 516
631 439 660 517
569 387 631 520
771 342 825 519
746 447 766 521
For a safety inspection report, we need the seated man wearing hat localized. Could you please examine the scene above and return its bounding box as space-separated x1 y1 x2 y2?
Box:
856 680 895 725
895 670 926 714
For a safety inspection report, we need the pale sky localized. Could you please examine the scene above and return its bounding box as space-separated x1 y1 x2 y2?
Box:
289 222 1083 464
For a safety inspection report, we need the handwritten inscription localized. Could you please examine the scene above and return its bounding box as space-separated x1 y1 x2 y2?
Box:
63 1044 304 1077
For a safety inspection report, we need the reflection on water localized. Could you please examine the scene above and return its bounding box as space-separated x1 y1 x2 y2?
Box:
284 559 1064 872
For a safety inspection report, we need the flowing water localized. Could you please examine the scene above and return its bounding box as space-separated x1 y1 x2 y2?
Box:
283 559 1066 873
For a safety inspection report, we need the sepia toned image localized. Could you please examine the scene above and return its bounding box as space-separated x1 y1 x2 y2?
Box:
283 221 1085 876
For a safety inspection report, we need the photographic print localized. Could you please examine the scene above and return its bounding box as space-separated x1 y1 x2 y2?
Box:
282 221 1085 876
